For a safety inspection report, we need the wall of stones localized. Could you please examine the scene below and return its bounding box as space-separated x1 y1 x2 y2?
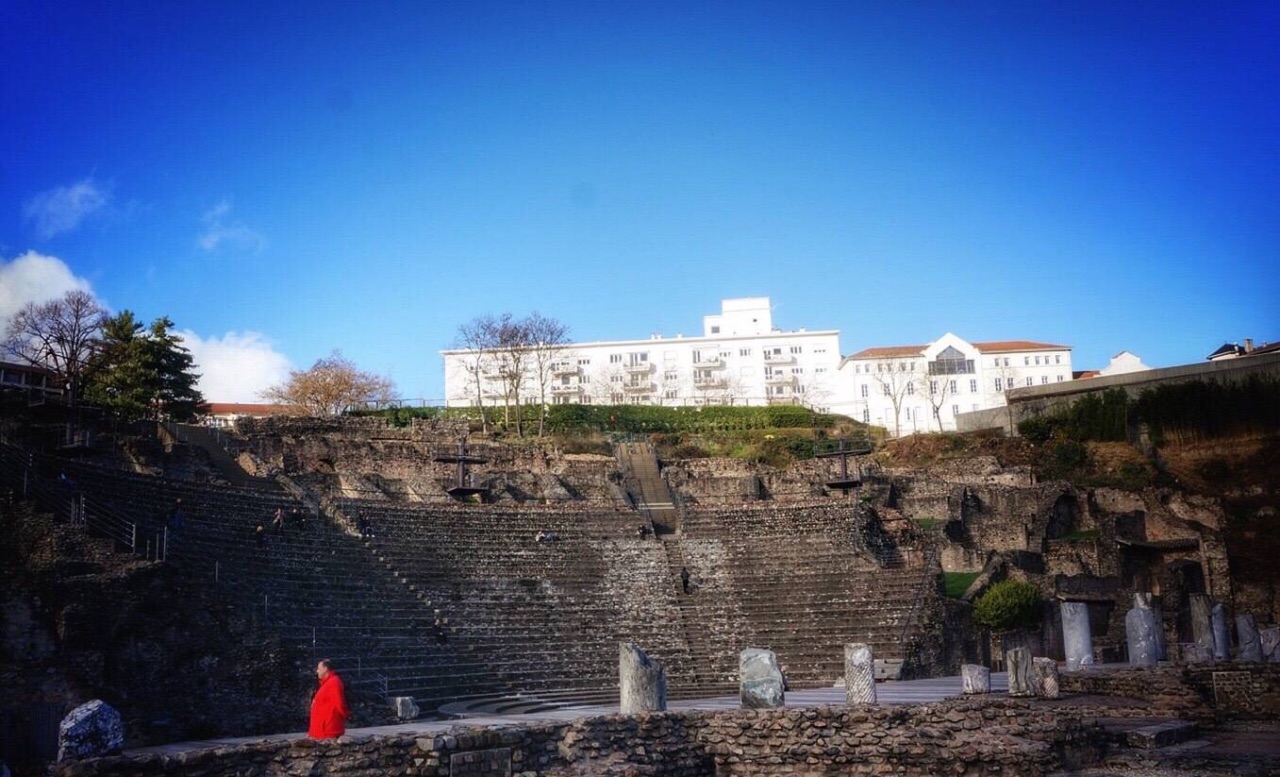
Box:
53 698 1109 777
1057 663 1280 720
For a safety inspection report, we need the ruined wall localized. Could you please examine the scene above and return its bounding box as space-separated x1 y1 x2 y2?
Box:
233 418 623 504
54 698 1108 777
1058 663 1280 720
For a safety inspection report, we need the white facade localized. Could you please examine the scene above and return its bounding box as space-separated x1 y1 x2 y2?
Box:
835 333 1073 435
1099 351 1150 376
441 298 844 409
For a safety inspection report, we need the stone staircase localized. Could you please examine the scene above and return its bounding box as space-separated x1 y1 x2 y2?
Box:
617 442 679 535
164 423 277 490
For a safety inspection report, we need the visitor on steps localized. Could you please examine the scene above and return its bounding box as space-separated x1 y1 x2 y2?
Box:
680 566 691 594
308 659 349 739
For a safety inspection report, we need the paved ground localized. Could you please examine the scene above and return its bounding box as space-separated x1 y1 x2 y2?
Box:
126 673 1009 757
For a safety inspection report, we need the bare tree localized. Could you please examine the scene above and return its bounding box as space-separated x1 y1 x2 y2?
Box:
524 311 571 435
3 289 107 401
918 372 958 432
490 314 532 434
260 350 394 416
455 315 502 432
867 358 921 438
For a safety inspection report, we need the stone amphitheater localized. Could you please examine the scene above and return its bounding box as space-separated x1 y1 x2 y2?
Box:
2 416 1277 777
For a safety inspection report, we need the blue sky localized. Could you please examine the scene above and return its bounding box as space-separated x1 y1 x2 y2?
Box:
2 1 1277 402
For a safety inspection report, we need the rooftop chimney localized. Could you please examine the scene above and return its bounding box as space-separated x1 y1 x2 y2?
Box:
1245 338 1255 353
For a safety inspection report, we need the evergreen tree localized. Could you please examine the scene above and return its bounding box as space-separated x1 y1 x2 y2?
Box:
145 317 206 421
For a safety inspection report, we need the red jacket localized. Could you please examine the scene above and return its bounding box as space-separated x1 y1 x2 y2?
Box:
308 672 350 739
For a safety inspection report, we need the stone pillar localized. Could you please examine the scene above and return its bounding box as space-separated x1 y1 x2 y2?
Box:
392 697 419 720
844 643 877 705
1260 626 1280 663
1125 603 1160 667
1006 646 1034 697
1134 592 1167 660
619 643 667 714
1211 603 1230 661
1190 594 1214 655
1236 614 1263 662
58 700 124 762
1060 601 1094 671
1032 657 1060 699
739 648 785 709
961 664 990 695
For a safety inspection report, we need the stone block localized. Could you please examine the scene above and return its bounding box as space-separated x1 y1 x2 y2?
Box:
1190 594 1214 653
1211 603 1231 661
1031 657 1060 699
1125 606 1159 666
393 696 420 720
1125 721 1198 749
739 648 785 709
1260 626 1280 663
960 664 990 695
1060 602 1094 671
57 699 124 762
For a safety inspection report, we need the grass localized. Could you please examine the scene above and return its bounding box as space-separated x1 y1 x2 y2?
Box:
944 572 981 599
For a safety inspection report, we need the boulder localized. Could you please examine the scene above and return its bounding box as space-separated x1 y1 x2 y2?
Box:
57 700 124 762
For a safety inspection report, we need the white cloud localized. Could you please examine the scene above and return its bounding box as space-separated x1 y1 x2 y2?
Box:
197 199 266 253
23 178 111 240
180 329 292 403
0 250 96 324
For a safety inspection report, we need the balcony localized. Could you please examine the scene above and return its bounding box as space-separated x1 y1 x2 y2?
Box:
623 381 656 393
551 383 583 395
625 361 654 374
551 363 580 376
765 372 797 384
693 354 724 368
764 351 795 364
693 376 728 389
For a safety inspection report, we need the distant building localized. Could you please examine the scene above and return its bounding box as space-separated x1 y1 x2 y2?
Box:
441 297 843 409
203 403 294 428
1099 351 1151 376
836 333 1072 435
0 360 61 402
1207 338 1280 361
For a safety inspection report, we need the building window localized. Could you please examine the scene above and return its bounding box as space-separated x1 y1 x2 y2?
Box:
1025 377 1034 387
739 348 751 357
1007 378 1016 389
1056 355 1062 364
969 379 978 393
1058 375 1065 382
907 383 915 395
949 379 957 393
1041 375 1048 384
790 346 802 354
994 379 1003 393
578 358 591 366
952 404 959 417
930 380 938 395
929 346 975 375
1035 355 1041 365
883 385 891 396
710 326 720 334
861 384 869 398
609 354 622 364
862 409 870 423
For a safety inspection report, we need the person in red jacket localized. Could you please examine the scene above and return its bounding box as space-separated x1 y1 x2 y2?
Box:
308 659 349 739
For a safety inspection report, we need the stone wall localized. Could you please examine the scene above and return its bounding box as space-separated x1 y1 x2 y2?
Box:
53 698 1109 777
1057 663 1280 720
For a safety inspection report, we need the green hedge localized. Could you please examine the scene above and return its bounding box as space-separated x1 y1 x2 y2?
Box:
972 580 1042 631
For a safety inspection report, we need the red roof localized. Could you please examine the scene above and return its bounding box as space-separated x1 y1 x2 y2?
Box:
972 340 1071 353
204 403 294 417
846 345 927 359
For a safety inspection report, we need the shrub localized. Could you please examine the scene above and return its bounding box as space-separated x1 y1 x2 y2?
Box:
972 580 1042 631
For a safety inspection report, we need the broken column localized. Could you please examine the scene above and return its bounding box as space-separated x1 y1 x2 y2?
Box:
1211 603 1230 661
1190 594 1215 656
1134 592 1167 660
1060 601 1094 671
739 648 785 709
1006 646 1034 697
1125 597 1160 667
844 643 877 705
1032 657 1060 699
1260 626 1280 663
619 643 667 713
1236 614 1263 662
961 664 990 695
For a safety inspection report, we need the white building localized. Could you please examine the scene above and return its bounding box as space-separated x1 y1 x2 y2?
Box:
441 297 843 409
1098 351 1150 376
836 333 1073 435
